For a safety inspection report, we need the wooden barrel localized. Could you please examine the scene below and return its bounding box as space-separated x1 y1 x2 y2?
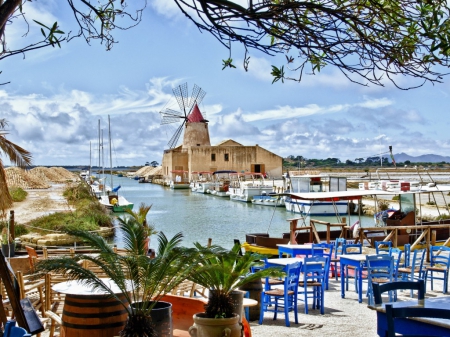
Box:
239 279 262 321
60 293 128 337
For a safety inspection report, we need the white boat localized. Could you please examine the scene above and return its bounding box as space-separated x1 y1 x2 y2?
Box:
228 172 275 203
207 170 236 197
359 180 421 192
170 170 190 189
98 116 134 212
190 171 214 193
284 172 348 215
251 192 285 207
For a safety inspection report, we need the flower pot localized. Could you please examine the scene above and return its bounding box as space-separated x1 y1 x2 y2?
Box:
1 243 15 257
130 301 172 337
189 313 241 337
208 290 244 323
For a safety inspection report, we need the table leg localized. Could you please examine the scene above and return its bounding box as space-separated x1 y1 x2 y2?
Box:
358 266 363 303
341 262 345 298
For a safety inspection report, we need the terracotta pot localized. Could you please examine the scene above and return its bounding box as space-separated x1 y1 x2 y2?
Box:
188 313 241 337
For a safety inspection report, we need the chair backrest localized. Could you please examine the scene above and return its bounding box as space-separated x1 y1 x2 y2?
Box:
343 243 362 254
302 256 328 284
312 243 333 259
430 245 450 270
410 248 426 275
334 238 346 258
25 246 38 272
389 247 404 270
366 254 394 277
385 303 450 337
285 262 302 293
375 241 392 254
372 280 425 306
403 244 411 267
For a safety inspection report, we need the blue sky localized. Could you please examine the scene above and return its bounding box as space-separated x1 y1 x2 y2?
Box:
1 1 450 167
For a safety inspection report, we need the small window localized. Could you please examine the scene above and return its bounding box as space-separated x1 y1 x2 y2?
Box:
211 153 216 161
224 154 229 161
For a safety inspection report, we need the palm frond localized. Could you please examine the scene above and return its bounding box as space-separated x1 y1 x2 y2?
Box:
0 135 32 168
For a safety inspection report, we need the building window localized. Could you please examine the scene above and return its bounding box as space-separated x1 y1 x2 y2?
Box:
224 153 229 161
211 153 216 161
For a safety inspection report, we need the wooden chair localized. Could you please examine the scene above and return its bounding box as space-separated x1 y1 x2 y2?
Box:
372 280 425 306
24 247 39 273
385 304 450 337
43 273 69 337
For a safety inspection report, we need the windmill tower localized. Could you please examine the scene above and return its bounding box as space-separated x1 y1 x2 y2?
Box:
160 83 211 149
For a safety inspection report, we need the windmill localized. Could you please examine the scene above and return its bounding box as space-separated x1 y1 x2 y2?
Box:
160 83 207 149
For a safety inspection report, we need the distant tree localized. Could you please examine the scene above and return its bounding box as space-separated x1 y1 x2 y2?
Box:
150 161 159 167
1 1 450 88
405 160 411 165
345 160 355 166
355 158 364 164
0 119 32 215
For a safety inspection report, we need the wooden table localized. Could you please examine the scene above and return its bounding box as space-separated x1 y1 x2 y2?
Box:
339 254 367 303
277 244 324 258
369 297 450 336
53 279 129 337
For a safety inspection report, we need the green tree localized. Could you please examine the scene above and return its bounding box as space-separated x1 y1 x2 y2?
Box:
1 1 450 88
0 119 32 216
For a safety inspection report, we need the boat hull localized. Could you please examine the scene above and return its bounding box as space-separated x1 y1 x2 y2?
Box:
284 197 348 215
251 195 285 207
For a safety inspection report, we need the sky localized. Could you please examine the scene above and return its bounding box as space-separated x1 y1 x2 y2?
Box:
1 0 450 167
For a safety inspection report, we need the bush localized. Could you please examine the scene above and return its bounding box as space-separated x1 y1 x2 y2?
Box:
9 187 27 202
392 196 399 201
0 220 29 236
377 199 390 211
426 201 436 206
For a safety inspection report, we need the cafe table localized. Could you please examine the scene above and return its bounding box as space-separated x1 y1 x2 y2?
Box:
277 244 324 258
266 257 304 267
369 296 450 336
339 254 367 303
52 278 130 337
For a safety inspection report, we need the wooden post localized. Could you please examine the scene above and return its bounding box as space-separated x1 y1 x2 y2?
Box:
207 238 212 247
431 230 437 247
9 210 14 241
288 218 299 244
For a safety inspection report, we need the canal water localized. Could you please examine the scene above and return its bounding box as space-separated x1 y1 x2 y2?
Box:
108 175 375 250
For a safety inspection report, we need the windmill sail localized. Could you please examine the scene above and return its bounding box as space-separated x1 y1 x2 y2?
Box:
160 83 207 148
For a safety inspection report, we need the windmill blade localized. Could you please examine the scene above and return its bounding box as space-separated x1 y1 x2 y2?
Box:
173 83 189 117
188 84 206 113
160 108 185 125
167 121 186 149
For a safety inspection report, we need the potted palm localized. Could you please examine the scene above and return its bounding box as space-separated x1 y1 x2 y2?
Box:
34 206 198 337
117 202 158 253
187 243 283 337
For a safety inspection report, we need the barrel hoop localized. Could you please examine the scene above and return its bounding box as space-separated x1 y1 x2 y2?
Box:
62 320 126 330
64 298 123 308
63 307 128 318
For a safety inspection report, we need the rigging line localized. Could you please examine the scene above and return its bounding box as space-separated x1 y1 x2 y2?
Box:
266 199 278 234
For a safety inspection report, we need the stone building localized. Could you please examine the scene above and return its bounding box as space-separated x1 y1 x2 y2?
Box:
161 104 282 180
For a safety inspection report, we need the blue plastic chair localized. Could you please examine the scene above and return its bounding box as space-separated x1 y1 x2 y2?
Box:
366 254 394 305
298 256 328 314
3 320 31 337
331 238 346 281
424 245 450 293
375 241 392 254
312 243 333 290
259 261 301 327
397 248 426 297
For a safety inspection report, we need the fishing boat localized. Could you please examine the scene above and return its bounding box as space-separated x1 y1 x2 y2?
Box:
243 183 450 255
207 170 236 197
284 172 348 215
170 170 190 189
227 172 274 202
98 116 134 212
190 171 214 193
251 192 285 207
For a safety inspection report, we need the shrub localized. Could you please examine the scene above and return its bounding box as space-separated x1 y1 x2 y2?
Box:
8 187 27 202
377 199 390 211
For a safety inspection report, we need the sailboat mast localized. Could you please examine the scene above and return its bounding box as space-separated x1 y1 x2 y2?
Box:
108 115 113 189
98 119 101 170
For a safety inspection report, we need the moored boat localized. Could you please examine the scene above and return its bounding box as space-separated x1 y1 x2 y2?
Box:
207 170 236 197
251 192 285 207
228 172 274 202
170 170 190 189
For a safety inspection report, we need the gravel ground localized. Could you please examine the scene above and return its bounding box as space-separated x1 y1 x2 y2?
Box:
250 277 449 337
